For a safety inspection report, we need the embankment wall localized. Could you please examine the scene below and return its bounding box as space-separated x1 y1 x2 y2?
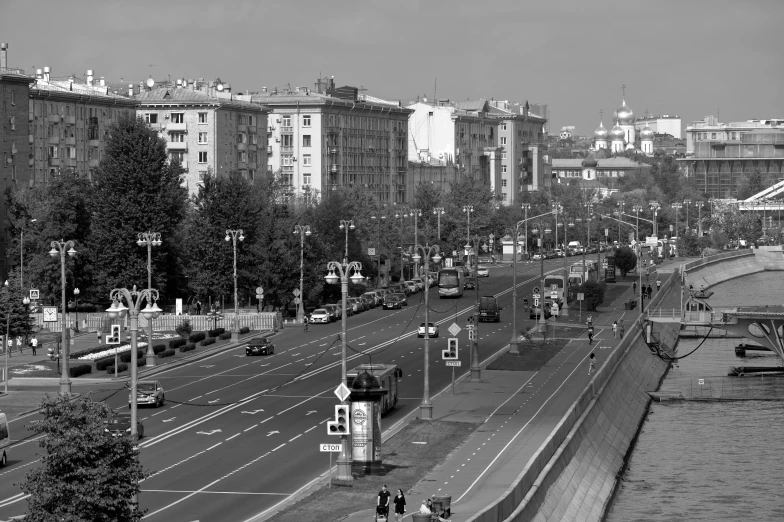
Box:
684 251 763 289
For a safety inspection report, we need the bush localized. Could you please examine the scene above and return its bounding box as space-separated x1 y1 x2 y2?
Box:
119 349 145 363
106 363 128 374
95 358 114 371
176 318 193 338
137 358 146 367
218 332 232 341
179 343 196 353
169 338 187 349
69 364 92 378
158 349 176 358
577 280 607 312
207 327 225 338
70 344 116 360
153 344 167 355
189 332 206 343
201 337 216 346
239 326 250 334
614 247 637 277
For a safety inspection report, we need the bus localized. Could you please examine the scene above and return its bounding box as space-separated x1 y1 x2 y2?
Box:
543 275 570 306
568 262 597 286
438 268 465 298
346 364 403 415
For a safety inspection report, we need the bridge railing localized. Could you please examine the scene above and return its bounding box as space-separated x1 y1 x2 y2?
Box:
30 312 282 333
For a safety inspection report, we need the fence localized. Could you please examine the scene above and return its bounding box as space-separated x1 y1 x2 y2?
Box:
659 374 784 400
31 312 282 333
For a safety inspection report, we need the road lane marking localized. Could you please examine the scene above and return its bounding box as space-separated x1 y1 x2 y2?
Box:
141 489 291 495
225 433 240 441
271 443 286 452
304 425 317 433
289 434 302 442
244 425 257 432
142 442 223 482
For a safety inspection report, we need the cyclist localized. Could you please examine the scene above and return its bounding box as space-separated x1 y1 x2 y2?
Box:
303 315 309 332
523 298 529 310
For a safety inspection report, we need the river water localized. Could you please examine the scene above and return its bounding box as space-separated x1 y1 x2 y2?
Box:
605 271 784 521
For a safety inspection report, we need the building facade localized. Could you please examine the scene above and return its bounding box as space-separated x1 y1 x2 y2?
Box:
244 81 410 204
634 114 682 139
552 156 650 180
135 82 268 195
678 116 784 198
28 67 137 185
406 160 461 202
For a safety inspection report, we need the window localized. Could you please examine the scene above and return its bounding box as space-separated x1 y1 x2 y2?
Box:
199 151 208 163
10 90 14 105
501 152 507 159
239 151 247 162
282 116 291 127
303 115 311 127
198 132 208 144
282 135 293 147
145 114 158 124
10 116 14 130
502 165 507 173
500 137 507 146
282 156 293 166
502 179 507 187
239 115 248 125
249 169 256 180
303 173 311 185
251 133 258 145
501 124 507 131
170 133 185 142
502 192 508 199
237 133 247 144
303 154 312 166
303 134 311 147
198 112 208 124
171 113 184 124
249 116 255 126
711 132 716 139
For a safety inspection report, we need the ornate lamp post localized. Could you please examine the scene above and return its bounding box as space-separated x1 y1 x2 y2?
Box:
697 201 705 237
73 288 80 333
370 212 387 286
408 209 423 278
649 201 661 237
521 203 531 261
411 244 441 418
293 225 312 323
394 207 408 282
463 205 474 269
49 240 76 395
632 205 643 241
616 201 626 244
433 207 445 242
137 232 162 366
683 199 692 234
671 203 683 242
338 220 355 263
325 259 365 482
225 229 245 340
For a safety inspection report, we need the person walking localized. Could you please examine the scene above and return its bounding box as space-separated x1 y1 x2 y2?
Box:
96 329 102 345
587 314 593 326
588 352 597 376
612 321 618 338
16 336 23 355
647 285 653 300
196 300 202 316
393 489 406 522
656 279 661 292
588 326 594 345
632 281 637 295
30 335 38 356
377 485 391 519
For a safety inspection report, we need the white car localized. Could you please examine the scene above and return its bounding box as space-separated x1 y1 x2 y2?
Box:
130 380 165 408
310 309 331 323
476 266 489 277
404 281 419 294
417 322 439 338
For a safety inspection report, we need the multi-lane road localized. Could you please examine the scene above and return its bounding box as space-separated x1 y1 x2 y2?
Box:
0 259 568 521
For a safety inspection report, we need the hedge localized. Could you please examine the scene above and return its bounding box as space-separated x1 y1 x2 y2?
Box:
189 332 206 343
179 343 196 353
200 337 216 346
120 350 145 364
169 338 187 349
158 348 176 358
208 327 226 338
70 344 112 360
96 358 114 371
218 332 232 341
106 363 128 374
153 344 167 355
69 364 92 378
240 326 250 334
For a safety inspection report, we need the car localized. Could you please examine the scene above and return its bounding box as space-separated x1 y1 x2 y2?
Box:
417 322 439 338
323 304 341 320
404 281 419 294
359 295 375 309
413 278 425 291
476 266 489 277
532 253 544 261
129 380 164 408
347 297 363 314
362 292 380 307
464 279 476 290
0 412 9 467
530 304 552 320
105 413 144 439
479 296 501 322
246 337 275 356
310 309 331 323
383 295 402 310
554 249 565 257
392 292 408 306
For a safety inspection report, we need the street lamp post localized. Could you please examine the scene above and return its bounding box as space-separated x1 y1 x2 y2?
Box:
649 201 661 237
293 225 312 323
325 259 365 482
671 203 683 244
470 234 493 381
338 220 356 263
521 203 531 261
73 288 80 333
412 244 441 418
552 202 569 317
370 212 387 287
463 205 474 269
683 199 692 234
617 201 626 244
408 209 422 278
137 232 162 366
433 207 445 242
697 201 705 237
49 240 76 395
20 218 37 290
225 229 245 341
394 208 408 282
632 206 643 242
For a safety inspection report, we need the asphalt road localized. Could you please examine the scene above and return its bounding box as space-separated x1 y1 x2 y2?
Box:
0 258 574 522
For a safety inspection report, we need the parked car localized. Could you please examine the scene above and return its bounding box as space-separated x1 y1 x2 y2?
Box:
310 309 331 323
323 304 340 321
359 295 375 309
532 253 544 261
476 265 489 277
129 380 164 408
404 281 419 294
383 295 402 310
392 292 408 306
362 291 380 307
246 337 275 356
530 304 552 320
347 298 363 314
417 322 439 338
105 413 144 439
554 249 565 257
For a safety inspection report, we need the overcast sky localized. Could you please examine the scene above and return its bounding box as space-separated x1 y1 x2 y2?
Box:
2 0 781 135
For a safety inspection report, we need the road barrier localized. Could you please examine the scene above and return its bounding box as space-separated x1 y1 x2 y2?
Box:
31 312 282 333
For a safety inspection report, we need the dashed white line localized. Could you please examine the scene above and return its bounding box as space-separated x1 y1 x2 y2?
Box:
225 433 240 441
289 434 302 442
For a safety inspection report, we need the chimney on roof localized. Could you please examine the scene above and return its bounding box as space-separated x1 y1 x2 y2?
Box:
128 83 134 97
43 66 51 82
0 43 7 69
262 86 267 93
86 70 93 86
100 76 105 87
224 83 231 93
36 68 43 80
176 78 182 88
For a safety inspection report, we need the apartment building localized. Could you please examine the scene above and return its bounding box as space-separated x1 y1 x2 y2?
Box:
406 99 502 198
634 114 682 139
135 81 268 194
406 159 461 202
242 78 411 204
28 67 137 185
487 100 549 203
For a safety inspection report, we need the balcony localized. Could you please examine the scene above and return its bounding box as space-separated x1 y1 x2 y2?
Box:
267 145 272 153
167 122 187 132
247 144 257 151
238 124 248 132
28 134 33 144
64 158 77 168
49 157 60 167
89 139 100 148
166 141 187 151
48 136 60 145
330 164 339 173
64 115 76 125
88 159 99 167
238 143 247 151
281 146 294 154
65 137 76 146
47 114 61 124
280 126 293 134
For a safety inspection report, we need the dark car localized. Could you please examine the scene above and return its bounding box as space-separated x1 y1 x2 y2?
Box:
105 413 144 439
530 304 552 320
479 296 501 322
464 278 476 290
392 292 408 306
383 295 402 310
246 337 275 356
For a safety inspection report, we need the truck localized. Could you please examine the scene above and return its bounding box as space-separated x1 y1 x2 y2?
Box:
346 363 403 416
568 262 597 286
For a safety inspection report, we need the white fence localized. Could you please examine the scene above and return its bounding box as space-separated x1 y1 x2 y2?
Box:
32 312 282 333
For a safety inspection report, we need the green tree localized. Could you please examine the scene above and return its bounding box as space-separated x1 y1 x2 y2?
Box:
736 170 766 200
614 246 637 277
577 280 606 312
19 394 147 521
89 114 187 304
0 270 36 339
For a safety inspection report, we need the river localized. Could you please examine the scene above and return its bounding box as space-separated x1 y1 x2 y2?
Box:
605 271 784 521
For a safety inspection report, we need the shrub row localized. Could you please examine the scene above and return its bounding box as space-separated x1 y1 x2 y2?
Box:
158 348 176 358
153 344 167 355
218 332 232 341
169 338 187 349
106 363 128 374
179 343 196 353
95 358 113 371
201 337 216 347
207 327 226 338
120 350 146 364
189 332 207 343
239 326 250 334
69 364 92 378
70 344 113 360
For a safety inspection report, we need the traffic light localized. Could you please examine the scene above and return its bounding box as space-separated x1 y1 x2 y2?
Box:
107 324 121 345
327 405 348 436
443 338 458 360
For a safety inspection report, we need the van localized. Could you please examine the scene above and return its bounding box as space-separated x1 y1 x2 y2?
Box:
0 412 9 466
479 296 502 322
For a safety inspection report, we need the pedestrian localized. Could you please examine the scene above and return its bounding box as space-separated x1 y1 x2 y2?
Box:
632 281 637 295
7 336 14 356
196 300 202 315
656 279 661 291
588 352 597 376
30 335 38 356
587 314 593 326
588 326 594 345
393 489 406 522
303 315 309 332
612 321 617 338
16 336 23 355
619 319 625 338
97 329 102 345
377 485 391 519
647 285 652 299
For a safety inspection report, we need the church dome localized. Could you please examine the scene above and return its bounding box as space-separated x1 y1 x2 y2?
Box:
610 121 625 141
593 121 608 140
640 124 655 141
617 99 634 125
582 154 598 168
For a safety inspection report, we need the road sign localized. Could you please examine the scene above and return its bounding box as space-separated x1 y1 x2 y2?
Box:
29 289 39 300
468 330 476 340
43 307 57 322
256 286 264 294
292 288 301 297
534 298 540 306
292 297 301 305
320 443 342 452
466 324 475 330
533 286 540 294
368 247 376 256
447 323 461 337
550 284 558 291
533 293 540 299
334 383 351 403
445 360 462 367
577 293 585 301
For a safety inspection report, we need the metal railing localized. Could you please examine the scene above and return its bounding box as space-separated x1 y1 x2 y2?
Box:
31 312 281 333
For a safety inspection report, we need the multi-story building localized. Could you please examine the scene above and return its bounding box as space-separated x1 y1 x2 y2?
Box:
242 78 411 204
0 42 35 279
634 114 682 139
135 80 268 195
406 99 502 198
28 67 137 185
552 156 650 182
678 116 784 198
487 100 549 202
406 159 461 202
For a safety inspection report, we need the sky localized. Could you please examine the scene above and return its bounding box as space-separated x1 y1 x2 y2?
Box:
2 0 782 135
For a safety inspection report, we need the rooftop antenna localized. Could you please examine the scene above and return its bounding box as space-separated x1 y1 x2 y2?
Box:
599 108 603 122
433 77 437 103
622 84 626 100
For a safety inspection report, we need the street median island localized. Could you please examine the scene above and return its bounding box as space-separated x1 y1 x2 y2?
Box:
265 419 477 522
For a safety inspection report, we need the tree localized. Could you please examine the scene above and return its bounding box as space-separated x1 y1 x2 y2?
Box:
19 394 147 521
736 170 766 200
0 270 35 339
89 114 187 304
577 280 606 312
614 246 637 277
